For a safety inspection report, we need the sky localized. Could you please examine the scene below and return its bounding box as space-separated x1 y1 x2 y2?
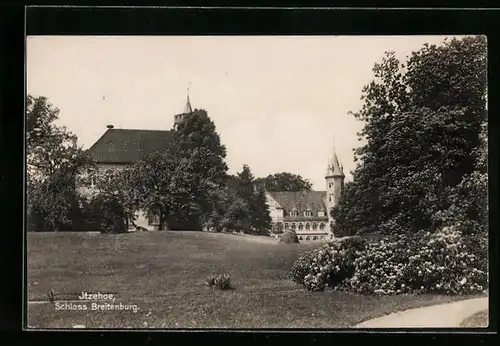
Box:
27 35 459 190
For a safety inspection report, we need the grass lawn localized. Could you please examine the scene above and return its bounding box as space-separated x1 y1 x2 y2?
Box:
459 310 489 328
27 231 483 329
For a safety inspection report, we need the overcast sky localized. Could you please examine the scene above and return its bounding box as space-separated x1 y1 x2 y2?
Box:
27 35 458 190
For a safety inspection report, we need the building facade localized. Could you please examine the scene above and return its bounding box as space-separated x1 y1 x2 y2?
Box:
80 92 345 236
265 150 345 242
79 94 193 231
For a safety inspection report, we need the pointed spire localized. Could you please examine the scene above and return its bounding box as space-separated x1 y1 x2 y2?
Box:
326 135 344 178
184 85 193 114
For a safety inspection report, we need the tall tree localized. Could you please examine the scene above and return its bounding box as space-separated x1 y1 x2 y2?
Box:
255 172 312 191
170 109 229 226
252 187 273 235
235 165 272 234
27 95 91 231
332 36 487 236
235 165 255 232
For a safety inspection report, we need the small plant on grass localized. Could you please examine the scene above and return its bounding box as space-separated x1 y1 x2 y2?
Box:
47 289 57 304
205 273 232 290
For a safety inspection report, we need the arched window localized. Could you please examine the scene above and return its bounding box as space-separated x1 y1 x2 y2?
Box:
298 223 303 230
291 223 296 230
299 236 303 240
305 223 310 230
319 223 325 230
306 236 311 240
312 222 317 230
313 236 318 240
284 223 289 230
277 222 283 232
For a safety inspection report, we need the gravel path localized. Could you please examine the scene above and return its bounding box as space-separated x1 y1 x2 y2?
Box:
355 297 488 328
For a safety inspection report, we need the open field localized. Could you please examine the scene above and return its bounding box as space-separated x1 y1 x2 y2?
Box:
27 231 484 329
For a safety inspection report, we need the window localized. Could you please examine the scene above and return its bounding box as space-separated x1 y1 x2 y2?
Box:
313 236 317 240
121 142 127 151
290 209 298 217
312 222 317 230
291 223 296 230
306 236 311 240
319 223 325 230
284 223 289 230
304 210 312 217
108 142 115 152
329 183 332 188
298 223 303 230
305 223 310 230
318 211 325 217
299 236 303 240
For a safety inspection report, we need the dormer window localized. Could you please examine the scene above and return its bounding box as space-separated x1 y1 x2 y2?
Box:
318 210 325 217
304 210 313 217
108 142 115 152
290 209 298 217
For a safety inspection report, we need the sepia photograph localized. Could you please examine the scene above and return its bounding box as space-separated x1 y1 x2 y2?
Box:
25 35 488 329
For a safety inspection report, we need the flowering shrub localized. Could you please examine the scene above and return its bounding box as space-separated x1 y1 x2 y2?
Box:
291 227 488 295
339 227 488 295
403 227 488 295
290 236 366 291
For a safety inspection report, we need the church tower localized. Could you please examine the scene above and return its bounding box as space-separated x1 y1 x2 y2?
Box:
174 88 193 128
325 147 345 229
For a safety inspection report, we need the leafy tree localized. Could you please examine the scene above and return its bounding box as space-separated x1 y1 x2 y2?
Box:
234 165 255 232
27 95 92 231
252 187 273 235
332 36 487 236
255 172 312 192
170 109 229 227
235 165 272 234
201 184 250 232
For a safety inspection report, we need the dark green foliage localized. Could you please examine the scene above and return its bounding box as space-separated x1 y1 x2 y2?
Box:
255 172 312 192
332 36 487 237
27 95 93 231
233 165 272 235
252 187 273 235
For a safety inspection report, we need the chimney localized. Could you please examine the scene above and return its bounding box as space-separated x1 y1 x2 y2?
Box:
106 124 114 129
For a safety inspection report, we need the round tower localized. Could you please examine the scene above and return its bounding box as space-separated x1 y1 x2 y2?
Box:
325 148 345 233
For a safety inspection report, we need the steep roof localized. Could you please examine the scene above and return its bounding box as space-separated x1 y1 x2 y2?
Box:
184 94 193 114
326 151 344 178
267 190 326 214
87 128 173 164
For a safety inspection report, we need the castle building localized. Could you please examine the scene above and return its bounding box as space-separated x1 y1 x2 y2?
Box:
80 93 194 230
81 92 345 236
265 150 345 242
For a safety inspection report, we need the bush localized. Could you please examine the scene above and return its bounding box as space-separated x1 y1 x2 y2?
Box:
280 229 299 244
205 274 232 290
290 236 367 291
339 227 488 295
291 228 488 296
